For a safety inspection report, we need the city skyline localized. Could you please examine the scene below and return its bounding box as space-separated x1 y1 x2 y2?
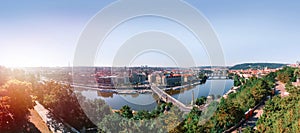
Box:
1 0 300 67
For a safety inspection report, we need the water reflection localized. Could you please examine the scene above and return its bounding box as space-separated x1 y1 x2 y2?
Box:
80 80 233 111
171 80 233 105
97 91 114 98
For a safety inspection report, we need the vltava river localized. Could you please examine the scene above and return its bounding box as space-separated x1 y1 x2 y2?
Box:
80 79 233 111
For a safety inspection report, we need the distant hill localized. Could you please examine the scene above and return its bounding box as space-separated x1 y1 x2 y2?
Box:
198 66 229 69
230 63 286 70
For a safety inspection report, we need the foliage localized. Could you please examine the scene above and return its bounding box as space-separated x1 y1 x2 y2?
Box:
79 98 112 125
208 99 244 132
0 79 34 131
34 81 97 130
183 107 202 133
243 126 254 133
234 75 242 86
294 68 300 80
195 96 207 106
230 63 286 70
276 66 297 83
120 105 133 119
178 74 273 132
98 104 184 133
256 68 300 133
263 72 277 85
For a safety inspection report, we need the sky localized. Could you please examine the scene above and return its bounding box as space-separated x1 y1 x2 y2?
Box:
0 0 300 67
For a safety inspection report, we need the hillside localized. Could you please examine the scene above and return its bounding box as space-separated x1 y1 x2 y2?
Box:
230 63 286 70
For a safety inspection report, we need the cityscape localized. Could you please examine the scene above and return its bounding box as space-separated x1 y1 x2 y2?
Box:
1 63 300 132
1 1 300 133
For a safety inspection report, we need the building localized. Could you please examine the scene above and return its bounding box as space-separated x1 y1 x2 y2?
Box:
229 68 277 79
131 72 146 84
148 74 157 84
97 76 130 88
112 76 130 86
183 74 196 84
97 76 114 87
148 70 197 87
165 73 182 87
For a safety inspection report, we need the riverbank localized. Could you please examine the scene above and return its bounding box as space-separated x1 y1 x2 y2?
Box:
75 81 203 95
99 81 203 95
80 80 234 111
223 86 240 99
163 81 202 91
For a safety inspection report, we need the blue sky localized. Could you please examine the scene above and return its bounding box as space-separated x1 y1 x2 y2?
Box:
0 0 299 67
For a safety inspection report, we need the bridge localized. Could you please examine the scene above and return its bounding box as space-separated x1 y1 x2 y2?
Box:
207 69 229 80
151 85 193 112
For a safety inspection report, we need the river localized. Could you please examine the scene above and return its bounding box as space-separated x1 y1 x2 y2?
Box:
79 79 233 111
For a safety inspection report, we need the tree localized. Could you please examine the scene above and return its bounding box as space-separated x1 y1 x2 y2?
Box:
80 98 112 124
134 110 152 120
209 99 244 132
183 107 202 133
250 79 270 103
277 67 296 83
98 113 125 133
2 80 33 122
0 96 14 131
0 79 34 131
162 106 184 132
34 81 96 130
234 75 242 86
256 69 300 133
120 105 133 119
195 96 207 106
294 68 300 82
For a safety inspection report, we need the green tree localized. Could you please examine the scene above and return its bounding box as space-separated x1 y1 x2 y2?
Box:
234 75 242 86
195 96 207 106
80 98 112 124
250 79 270 103
256 69 300 133
120 105 133 119
34 81 96 130
183 107 202 133
134 110 152 120
294 68 300 81
277 66 296 83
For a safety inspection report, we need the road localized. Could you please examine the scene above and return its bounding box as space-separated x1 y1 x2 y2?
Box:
275 81 289 97
34 101 73 133
29 109 52 133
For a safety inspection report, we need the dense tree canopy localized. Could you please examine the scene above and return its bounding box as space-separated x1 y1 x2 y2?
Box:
276 66 297 83
0 67 37 132
33 81 97 130
195 96 207 106
175 75 273 133
99 103 184 133
230 63 286 70
0 79 34 132
234 75 242 86
256 67 300 133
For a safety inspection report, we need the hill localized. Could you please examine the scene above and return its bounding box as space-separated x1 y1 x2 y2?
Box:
230 63 286 70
